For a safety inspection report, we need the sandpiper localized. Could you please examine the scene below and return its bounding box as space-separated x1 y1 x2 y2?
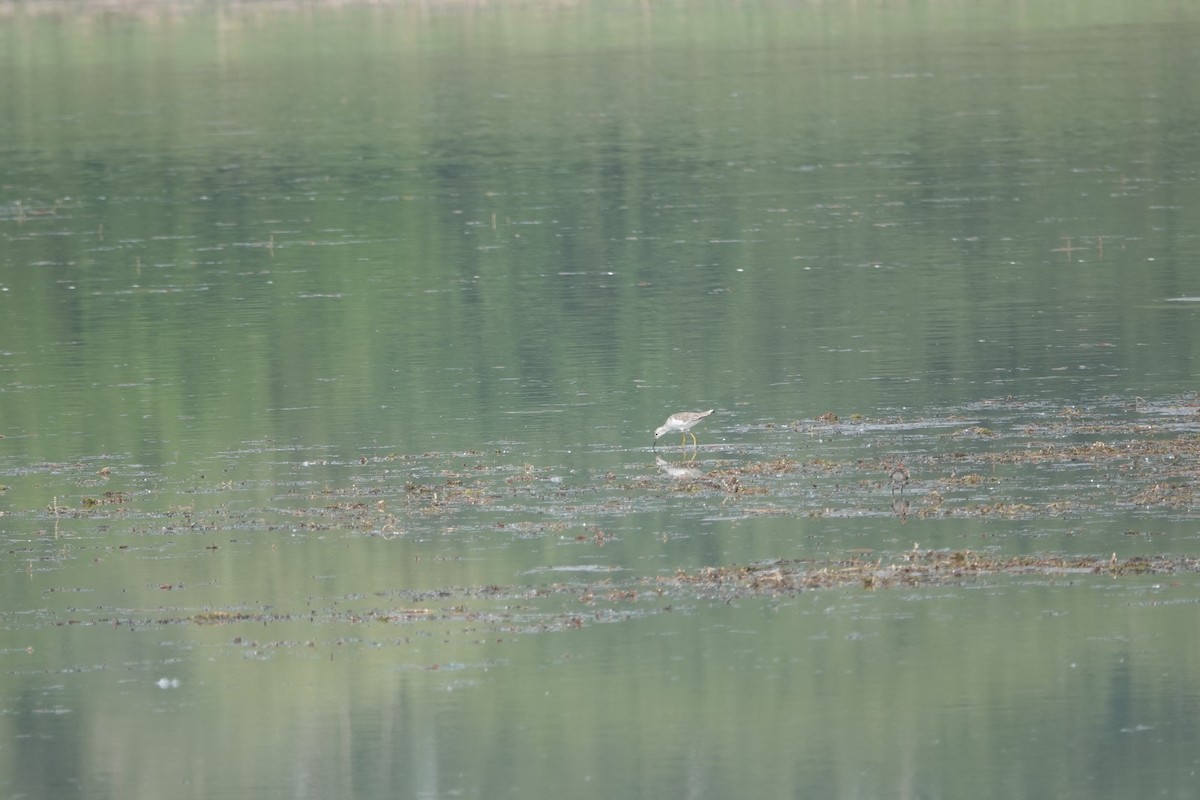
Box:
653 409 714 449
889 461 910 495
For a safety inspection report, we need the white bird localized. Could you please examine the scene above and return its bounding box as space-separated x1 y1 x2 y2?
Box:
653 409 714 449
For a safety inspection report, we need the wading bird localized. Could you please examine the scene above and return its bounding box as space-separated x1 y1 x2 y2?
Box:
653 409 714 449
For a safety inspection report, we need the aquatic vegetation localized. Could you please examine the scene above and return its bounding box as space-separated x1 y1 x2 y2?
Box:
669 551 1200 595
4 397 1199 637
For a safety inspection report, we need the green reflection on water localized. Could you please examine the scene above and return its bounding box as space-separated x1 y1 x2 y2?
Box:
2 1 1200 799
3 0 1199 461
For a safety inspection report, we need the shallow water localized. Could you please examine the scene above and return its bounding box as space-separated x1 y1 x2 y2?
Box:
3 1 1200 798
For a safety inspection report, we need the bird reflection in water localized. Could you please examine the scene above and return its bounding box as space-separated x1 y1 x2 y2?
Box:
655 455 703 480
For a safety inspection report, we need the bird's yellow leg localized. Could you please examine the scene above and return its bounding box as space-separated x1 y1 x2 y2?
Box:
689 431 699 447
680 433 687 449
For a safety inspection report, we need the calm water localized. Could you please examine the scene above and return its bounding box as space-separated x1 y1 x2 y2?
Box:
3 1 1200 798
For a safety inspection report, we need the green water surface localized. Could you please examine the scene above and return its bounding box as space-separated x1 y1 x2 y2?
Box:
2 1 1200 798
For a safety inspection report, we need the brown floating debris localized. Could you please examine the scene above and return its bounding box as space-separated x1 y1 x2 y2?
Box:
668 551 1200 592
